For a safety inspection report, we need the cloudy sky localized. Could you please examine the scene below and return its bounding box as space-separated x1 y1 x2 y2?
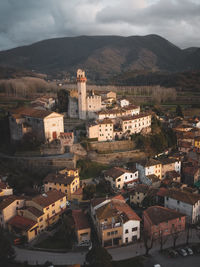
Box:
0 0 200 51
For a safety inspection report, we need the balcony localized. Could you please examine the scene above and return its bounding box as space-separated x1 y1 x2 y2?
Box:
101 222 122 230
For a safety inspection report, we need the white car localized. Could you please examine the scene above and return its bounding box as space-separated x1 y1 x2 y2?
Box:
154 265 161 267
185 247 193 255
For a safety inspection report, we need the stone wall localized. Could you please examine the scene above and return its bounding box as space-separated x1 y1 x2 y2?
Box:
88 149 146 165
0 154 76 174
88 140 135 153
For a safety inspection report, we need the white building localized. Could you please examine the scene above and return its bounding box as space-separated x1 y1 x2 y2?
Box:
9 107 64 142
164 189 200 223
120 99 130 107
90 195 140 246
97 105 140 120
69 70 102 120
121 114 151 135
136 158 162 184
104 167 139 189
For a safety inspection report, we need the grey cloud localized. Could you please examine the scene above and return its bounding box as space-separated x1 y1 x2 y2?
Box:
0 0 199 51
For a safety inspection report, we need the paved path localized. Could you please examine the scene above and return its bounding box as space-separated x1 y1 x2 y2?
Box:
14 247 86 265
14 229 200 265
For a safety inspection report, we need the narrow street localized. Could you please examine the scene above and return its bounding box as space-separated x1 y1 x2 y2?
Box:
14 229 200 265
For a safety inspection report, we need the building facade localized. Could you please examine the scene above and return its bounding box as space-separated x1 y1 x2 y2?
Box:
9 107 64 142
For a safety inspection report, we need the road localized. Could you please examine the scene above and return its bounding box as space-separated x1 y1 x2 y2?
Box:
144 251 200 267
14 247 86 266
14 229 200 265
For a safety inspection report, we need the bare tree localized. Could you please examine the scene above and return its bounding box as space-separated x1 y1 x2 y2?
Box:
171 225 181 248
185 223 192 245
158 230 168 252
143 230 154 256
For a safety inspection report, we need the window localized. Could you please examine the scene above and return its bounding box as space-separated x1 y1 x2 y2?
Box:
125 237 128 243
60 198 63 202
177 200 180 204
52 210 55 214
132 227 137 232
52 204 55 207
39 218 43 222
125 229 129 234
46 207 49 210
107 232 111 236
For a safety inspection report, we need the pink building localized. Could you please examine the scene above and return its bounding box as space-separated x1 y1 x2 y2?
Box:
143 206 186 238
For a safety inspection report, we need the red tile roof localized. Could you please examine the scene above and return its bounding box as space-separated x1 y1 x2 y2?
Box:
0 196 22 211
11 107 53 119
8 215 37 231
72 210 90 230
167 188 200 205
105 167 133 180
32 190 66 208
144 206 185 225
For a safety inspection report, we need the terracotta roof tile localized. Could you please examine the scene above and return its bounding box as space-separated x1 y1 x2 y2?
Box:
44 173 76 185
26 206 44 218
72 210 90 230
105 167 132 180
166 188 200 205
8 215 37 231
32 190 66 208
144 206 185 225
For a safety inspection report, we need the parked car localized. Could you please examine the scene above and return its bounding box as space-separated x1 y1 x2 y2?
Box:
177 248 187 257
168 249 178 258
185 247 193 255
154 265 161 267
79 240 91 246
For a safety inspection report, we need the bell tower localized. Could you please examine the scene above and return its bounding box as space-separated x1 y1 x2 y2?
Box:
77 69 87 120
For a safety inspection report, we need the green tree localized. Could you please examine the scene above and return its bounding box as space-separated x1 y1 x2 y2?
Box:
61 215 75 249
57 89 69 112
176 105 183 117
83 184 96 200
0 227 15 264
86 246 112 267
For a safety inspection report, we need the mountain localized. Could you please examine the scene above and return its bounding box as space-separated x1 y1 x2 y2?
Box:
0 34 199 81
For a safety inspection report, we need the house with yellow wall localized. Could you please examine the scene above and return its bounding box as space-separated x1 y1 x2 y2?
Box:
26 190 67 227
91 195 141 247
72 209 91 245
194 136 200 149
7 215 38 242
17 206 45 234
43 172 80 200
0 196 25 228
59 168 79 177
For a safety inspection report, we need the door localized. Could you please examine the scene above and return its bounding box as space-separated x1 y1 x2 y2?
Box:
52 131 57 139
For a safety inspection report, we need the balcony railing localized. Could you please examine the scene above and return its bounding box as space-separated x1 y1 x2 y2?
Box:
101 222 122 230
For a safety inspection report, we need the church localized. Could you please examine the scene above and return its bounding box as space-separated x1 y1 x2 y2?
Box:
68 69 102 120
